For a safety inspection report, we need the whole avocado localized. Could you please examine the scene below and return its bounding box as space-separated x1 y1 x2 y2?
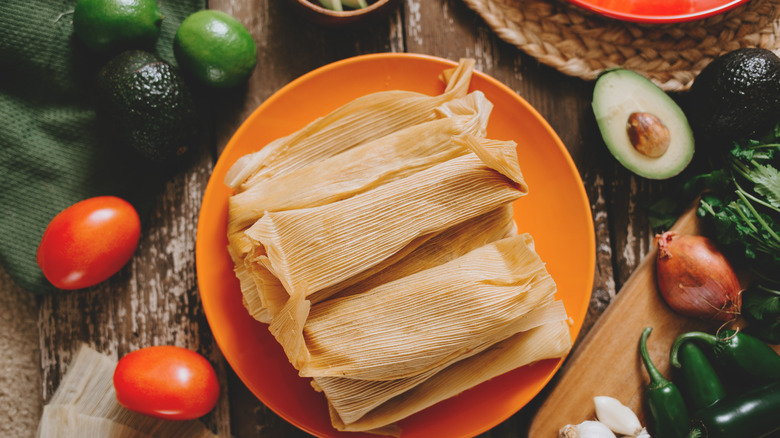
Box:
96 50 198 164
686 48 780 143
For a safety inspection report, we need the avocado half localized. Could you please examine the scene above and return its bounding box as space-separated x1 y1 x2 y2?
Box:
592 69 694 180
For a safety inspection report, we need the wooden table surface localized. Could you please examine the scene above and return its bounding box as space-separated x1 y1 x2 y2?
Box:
30 0 674 436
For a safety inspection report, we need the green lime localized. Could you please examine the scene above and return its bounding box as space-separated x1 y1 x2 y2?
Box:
73 0 163 54
173 10 257 88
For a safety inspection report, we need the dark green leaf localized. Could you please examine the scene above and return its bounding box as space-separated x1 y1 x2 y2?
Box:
749 164 780 210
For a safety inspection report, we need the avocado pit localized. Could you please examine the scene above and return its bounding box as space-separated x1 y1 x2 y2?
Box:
627 112 670 158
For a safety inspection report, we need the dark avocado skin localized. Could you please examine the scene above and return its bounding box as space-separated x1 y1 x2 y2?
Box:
96 50 198 163
687 48 780 143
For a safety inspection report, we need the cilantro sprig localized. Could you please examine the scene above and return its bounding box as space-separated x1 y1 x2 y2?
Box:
696 124 780 284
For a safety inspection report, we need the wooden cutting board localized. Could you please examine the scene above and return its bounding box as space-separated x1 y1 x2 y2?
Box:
529 207 780 437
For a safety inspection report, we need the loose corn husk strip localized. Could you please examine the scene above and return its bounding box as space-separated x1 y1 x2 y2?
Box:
37 345 216 438
331 320 572 433
313 300 567 425
38 406 153 438
224 58 476 191
246 147 528 300
298 234 556 381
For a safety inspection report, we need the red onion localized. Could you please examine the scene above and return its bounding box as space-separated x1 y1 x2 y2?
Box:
655 231 742 321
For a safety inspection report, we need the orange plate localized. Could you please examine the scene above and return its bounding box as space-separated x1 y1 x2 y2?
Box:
196 53 595 438
567 0 750 23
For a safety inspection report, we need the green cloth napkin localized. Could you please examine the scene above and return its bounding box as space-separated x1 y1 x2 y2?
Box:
0 0 204 294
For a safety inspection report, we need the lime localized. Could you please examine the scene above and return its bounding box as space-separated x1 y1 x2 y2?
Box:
73 0 163 54
173 10 257 88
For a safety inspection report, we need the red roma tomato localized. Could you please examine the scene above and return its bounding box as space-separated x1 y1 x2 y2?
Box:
36 196 140 290
113 346 220 420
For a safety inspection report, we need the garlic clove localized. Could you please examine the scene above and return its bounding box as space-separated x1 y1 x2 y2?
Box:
635 427 652 438
593 396 643 436
557 421 617 438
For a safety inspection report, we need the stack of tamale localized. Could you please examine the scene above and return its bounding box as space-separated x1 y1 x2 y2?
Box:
224 59 572 436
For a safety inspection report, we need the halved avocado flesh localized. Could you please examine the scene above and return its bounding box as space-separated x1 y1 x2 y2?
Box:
592 69 694 180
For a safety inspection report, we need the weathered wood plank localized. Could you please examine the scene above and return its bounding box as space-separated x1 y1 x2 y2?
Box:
0 266 41 437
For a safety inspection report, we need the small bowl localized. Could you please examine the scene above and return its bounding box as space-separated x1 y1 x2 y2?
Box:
287 0 400 27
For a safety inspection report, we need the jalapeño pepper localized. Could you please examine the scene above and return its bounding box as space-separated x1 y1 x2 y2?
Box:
688 380 780 438
675 342 727 412
670 330 780 384
640 327 690 438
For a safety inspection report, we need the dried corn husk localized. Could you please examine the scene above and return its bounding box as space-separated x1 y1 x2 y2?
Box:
313 300 567 425
298 234 556 380
37 345 216 438
332 320 572 433
38 406 154 438
224 59 571 435
236 263 271 323
246 148 527 300
241 189 511 324
308 203 516 304
224 59 476 191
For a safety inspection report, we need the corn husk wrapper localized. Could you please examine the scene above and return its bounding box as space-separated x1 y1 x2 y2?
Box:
332 320 572 433
224 59 476 191
313 300 567 425
298 234 555 380
37 345 216 438
308 203 516 305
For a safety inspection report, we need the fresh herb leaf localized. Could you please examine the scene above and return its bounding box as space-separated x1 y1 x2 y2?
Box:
748 164 780 210
742 285 780 344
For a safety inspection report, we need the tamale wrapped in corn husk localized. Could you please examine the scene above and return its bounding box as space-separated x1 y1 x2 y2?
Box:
245 143 527 300
297 234 556 380
312 300 567 426
308 203 516 305
224 59 476 191
250 232 436 322
331 320 572 434
246 204 512 324
227 92 493 258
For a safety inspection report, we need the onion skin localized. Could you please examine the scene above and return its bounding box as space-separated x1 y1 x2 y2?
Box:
655 232 741 321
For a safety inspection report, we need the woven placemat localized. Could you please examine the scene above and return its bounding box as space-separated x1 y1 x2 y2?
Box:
463 0 780 90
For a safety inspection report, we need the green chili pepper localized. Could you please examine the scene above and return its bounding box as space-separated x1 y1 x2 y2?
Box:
675 342 727 412
640 327 690 438
688 380 780 438
670 330 780 384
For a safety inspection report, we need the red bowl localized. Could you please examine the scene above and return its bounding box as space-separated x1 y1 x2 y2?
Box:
568 0 751 23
